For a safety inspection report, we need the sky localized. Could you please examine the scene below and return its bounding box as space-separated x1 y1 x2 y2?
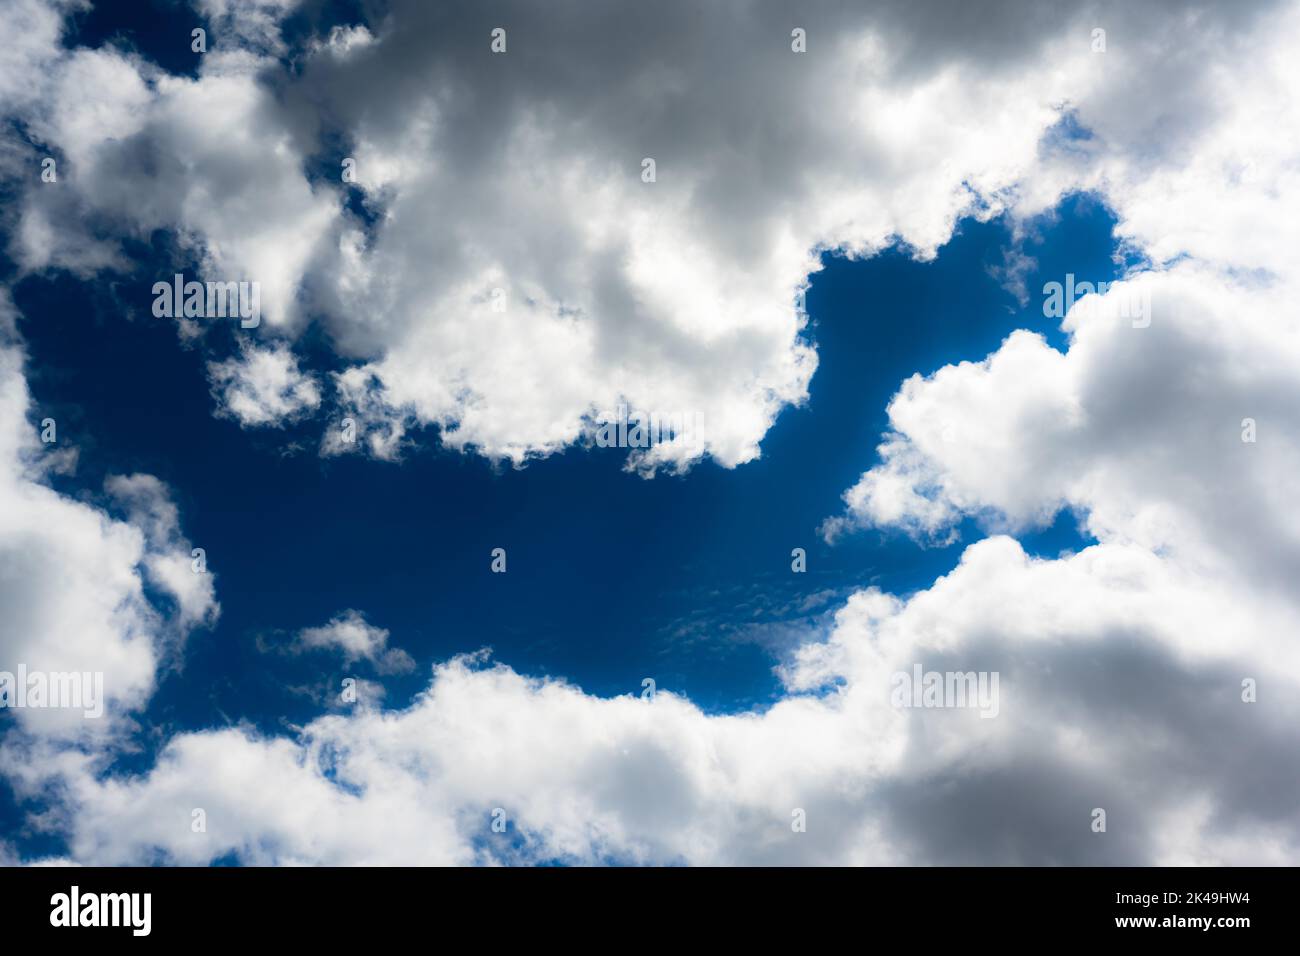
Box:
0 0 1298 866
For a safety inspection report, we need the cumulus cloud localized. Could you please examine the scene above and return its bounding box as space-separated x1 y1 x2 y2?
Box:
292 0 1082 469
7 33 337 326
822 0 1300 560
822 266 1300 592
208 343 322 427
14 0 1272 470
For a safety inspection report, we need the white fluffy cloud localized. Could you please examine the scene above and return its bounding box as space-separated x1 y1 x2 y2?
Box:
822 267 1300 589
208 343 321 427
298 0 1099 469
5 0 1216 471
823 0 1300 575
9 0 1288 473
8 34 337 326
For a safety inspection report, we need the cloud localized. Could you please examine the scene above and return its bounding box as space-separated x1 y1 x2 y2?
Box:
103 473 220 632
11 535 1297 865
822 266 1300 596
0 0 66 115
196 0 301 56
292 0 1083 469
15 0 1278 470
8 36 338 326
207 343 322 427
290 610 415 675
